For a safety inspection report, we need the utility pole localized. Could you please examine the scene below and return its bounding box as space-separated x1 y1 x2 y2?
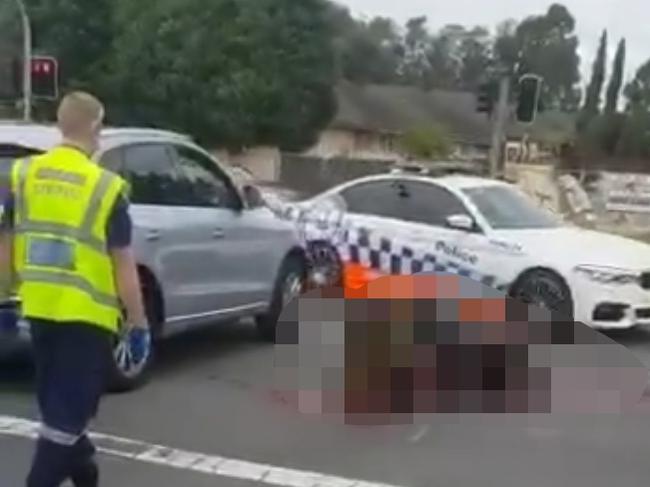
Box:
489 76 510 179
15 0 32 122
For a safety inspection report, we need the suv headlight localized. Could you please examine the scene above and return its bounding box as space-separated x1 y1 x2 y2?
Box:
574 265 639 285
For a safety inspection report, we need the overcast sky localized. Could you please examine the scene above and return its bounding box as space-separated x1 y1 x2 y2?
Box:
340 0 647 86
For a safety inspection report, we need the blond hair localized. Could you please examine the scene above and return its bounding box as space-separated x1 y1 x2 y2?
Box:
57 91 105 136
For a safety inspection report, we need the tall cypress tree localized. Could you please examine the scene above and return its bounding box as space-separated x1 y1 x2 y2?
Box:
578 30 607 132
583 30 608 115
605 38 626 114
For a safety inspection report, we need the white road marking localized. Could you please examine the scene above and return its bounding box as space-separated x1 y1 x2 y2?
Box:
0 415 404 487
409 425 429 443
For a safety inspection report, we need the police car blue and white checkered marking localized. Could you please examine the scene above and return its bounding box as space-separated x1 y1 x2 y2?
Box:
283 203 508 290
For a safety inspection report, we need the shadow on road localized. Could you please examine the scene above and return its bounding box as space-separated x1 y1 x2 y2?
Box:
151 319 268 377
602 325 650 345
0 320 270 394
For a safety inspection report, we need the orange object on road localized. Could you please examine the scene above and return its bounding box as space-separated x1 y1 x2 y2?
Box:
343 262 386 294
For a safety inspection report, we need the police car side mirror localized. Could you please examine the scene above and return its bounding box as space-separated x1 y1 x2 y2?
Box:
446 214 474 232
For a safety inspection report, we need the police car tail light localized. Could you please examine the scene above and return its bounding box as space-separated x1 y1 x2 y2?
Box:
574 265 639 285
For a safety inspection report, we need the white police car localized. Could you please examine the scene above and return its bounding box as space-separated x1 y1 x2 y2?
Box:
290 173 650 330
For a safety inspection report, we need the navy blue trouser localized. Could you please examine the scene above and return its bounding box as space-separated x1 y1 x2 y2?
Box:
27 319 113 487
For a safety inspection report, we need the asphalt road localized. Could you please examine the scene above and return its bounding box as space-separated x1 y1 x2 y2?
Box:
3 320 650 487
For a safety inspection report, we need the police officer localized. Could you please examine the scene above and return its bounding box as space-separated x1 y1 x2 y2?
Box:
0 91 150 487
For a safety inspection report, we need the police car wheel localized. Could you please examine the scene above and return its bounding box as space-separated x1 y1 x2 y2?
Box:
306 241 343 289
107 273 160 393
512 269 574 319
256 256 306 342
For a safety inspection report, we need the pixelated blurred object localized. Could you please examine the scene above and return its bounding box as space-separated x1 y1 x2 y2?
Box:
273 274 647 425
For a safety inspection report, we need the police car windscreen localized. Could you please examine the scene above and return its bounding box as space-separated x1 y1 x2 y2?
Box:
463 185 560 230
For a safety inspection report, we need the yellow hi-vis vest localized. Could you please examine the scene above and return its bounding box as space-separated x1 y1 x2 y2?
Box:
11 146 127 333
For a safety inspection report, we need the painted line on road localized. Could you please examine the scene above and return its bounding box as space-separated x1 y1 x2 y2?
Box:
408 425 429 443
0 415 405 487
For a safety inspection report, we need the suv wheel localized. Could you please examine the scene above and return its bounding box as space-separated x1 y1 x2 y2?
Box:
256 256 305 342
107 273 160 393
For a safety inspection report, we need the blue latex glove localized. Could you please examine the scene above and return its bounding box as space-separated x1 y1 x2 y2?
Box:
127 327 151 366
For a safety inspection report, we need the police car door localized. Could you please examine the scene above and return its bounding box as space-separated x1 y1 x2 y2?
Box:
391 180 498 285
333 179 415 276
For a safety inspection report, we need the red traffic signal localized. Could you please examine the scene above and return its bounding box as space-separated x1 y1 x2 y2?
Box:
31 56 59 100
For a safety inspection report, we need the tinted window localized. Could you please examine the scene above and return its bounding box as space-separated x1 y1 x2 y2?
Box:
172 145 238 209
123 144 181 206
399 181 472 227
339 181 404 220
98 148 124 173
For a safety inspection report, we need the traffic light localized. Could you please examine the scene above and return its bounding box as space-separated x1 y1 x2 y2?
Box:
516 74 542 124
476 82 494 115
31 56 59 100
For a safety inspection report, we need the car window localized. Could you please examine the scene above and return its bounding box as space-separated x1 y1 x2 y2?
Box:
171 145 239 209
98 147 124 174
122 143 183 206
463 185 561 230
399 181 472 227
339 181 405 220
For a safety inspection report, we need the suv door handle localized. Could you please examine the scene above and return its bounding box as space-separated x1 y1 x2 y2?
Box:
213 228 225 239
145 229 161 241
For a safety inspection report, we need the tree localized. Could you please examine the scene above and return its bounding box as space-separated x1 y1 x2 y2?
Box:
1 0 114 116
625 59 650 112
582 30 608 116
424 24 492 91
331 10 402 84
107 0 337 151
605 38 626 114
24 0 114 92
615 111 650 159
399 124 453 160
457 27 492 90
494 4 581 111
400 16 432 88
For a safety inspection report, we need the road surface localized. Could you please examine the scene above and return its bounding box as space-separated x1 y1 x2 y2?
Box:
2 320 650 487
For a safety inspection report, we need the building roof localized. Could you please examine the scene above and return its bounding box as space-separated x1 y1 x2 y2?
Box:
331 82 576 147
332 82 493 146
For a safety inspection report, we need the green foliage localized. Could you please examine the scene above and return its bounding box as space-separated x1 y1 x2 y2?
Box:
615 111 650 159
25 0 114 90
582 113 625 156
581 30 607 120
605 39 626 114
399 125 453 160
625 60 650 112
105 0 337 151
494 4 581 111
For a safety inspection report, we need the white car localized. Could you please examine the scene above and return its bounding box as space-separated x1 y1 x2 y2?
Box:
291 173 650 330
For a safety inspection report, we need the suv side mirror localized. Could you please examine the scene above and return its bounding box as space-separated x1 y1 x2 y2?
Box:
243 184 265 209
446 214 475 231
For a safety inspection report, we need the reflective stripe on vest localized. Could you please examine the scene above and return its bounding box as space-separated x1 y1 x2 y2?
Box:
13 157 121 312
19 269 119 308
14 165 116 253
